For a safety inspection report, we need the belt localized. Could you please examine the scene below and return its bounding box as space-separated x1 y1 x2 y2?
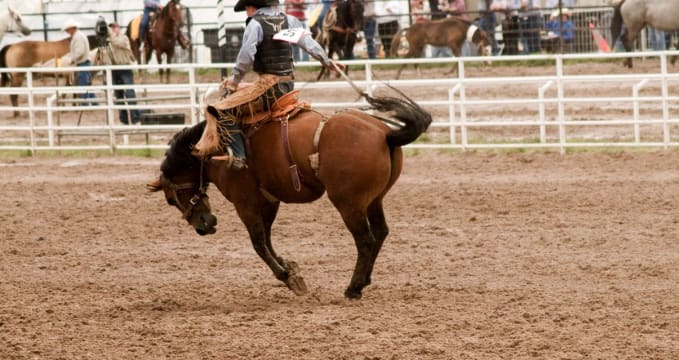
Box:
277 75 294 82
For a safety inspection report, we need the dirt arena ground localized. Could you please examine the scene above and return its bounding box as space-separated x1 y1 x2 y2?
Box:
1 150 678 359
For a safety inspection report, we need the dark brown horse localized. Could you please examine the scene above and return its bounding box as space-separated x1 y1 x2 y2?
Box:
147 92 432 299
390 17 492 79
316 0 364 80
126 0 188 83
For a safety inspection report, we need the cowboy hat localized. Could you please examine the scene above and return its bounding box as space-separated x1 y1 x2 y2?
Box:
62 19 79 31
234 0 279 12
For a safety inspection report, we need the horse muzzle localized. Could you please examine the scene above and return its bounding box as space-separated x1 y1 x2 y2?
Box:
192 212 217 236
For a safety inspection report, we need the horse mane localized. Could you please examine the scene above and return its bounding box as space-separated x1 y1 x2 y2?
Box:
161 121 205 178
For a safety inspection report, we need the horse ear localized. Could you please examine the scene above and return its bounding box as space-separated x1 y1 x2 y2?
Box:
146 178 163 192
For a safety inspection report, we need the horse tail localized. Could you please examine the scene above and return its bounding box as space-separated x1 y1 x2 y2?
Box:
611 0 626 46
390 28 408 58
364 91 432 147
0 44 10 86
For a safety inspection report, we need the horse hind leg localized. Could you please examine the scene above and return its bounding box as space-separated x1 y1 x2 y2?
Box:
362 198 389 287
332 201 379 299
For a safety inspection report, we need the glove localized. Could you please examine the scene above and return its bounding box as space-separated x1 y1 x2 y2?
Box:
220 77 238 96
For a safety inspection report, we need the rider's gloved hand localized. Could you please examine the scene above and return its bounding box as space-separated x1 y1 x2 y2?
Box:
220 77 239 96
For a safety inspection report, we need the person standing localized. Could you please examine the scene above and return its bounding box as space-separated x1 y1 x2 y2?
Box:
478 0 500 55
363 0 377 59
63 19 95 104
107 22 141 124
141 0 162 44
376 0 401 57
518 0 542 53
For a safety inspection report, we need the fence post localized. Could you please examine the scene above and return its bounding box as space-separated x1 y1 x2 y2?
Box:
538 80 554 144
661 53 669 149
458 60 467 151
27 71 36 155
632 78 649 144
448 84 461 145
556 56 565 154
189 68 198 125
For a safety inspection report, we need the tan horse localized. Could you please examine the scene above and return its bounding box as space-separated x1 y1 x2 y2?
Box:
0 38 70 117
148 92 432 299
390 17 492 79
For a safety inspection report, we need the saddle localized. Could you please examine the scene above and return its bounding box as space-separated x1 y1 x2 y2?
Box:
195 76 311 190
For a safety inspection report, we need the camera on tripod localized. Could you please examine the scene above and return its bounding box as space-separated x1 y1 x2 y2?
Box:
95 16 109 48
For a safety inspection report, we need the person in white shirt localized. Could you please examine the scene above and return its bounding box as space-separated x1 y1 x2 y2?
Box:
63 19 95 103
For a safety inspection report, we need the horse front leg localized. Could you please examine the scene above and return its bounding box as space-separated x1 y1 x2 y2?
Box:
622 31 636 68
241 204 308 296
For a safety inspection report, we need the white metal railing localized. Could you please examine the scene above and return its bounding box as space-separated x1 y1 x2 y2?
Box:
2 50 679 154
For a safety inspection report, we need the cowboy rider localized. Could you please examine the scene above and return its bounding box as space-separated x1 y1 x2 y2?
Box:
223 0 342 95
205 0 342 167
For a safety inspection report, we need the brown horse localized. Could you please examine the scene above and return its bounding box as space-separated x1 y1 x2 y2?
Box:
127 0 188 83
147 92 432 299
390 17 492 79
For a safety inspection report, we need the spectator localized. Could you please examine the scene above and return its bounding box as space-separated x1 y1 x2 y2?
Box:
441 0 468 19
648 27 666 51
285 0 309 61
376 0 401 57
63 19 96 104
478 0 500 55
518 0 542 53
363 0 377 58
410 0 429 24
542 9 573 53
107 22 141 124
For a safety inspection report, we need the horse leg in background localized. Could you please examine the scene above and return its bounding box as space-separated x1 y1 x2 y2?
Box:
395 38 424 80
444 45 463 75
621 28 637 68
9 73 25 117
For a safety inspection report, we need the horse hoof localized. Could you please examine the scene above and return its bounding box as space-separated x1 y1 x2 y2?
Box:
344 288 363 300
286 274 308 296
282 260 300 275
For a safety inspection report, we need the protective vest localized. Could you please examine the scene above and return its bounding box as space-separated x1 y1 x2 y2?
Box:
251 14 293 76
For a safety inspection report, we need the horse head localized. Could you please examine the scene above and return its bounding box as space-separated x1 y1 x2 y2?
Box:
148 123 217 236
4 7 31 36
471 25 492 64
165 0 186 27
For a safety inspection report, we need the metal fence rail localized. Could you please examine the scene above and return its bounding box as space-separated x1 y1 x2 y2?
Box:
2 50 679 154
